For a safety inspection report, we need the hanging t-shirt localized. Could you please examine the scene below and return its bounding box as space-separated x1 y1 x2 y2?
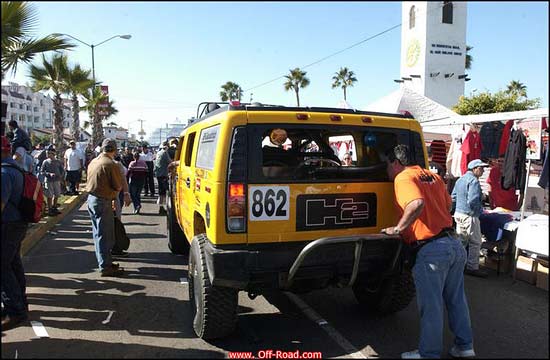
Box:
480 122 504 159
487 165 518 210
460 129 483 175
446 129 465 178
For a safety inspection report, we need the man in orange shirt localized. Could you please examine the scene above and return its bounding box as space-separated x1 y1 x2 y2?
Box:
382 144 474 359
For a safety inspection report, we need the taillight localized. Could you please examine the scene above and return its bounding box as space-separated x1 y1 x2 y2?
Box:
227 183 246 232
227 127 247 233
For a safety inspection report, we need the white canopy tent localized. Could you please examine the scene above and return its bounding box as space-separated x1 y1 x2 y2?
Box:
364 87 458 123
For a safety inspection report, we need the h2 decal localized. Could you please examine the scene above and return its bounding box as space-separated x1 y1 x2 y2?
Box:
296 193 377 231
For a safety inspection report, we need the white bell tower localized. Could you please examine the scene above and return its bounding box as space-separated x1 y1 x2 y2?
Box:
400 1 468 108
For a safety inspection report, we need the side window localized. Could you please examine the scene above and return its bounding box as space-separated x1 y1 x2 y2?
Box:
184 132 196 167
442 1 453 24
175 135 185 161
196 124 220 170
411 131 427 168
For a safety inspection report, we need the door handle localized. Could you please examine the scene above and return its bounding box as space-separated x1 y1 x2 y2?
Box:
185 177 191 188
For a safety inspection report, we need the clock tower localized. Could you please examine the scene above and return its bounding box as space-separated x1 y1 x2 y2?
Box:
400 1 468 108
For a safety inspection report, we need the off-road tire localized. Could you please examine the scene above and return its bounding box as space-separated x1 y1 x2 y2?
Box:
166 193 189 255
188 234 238 339
353 269 415 315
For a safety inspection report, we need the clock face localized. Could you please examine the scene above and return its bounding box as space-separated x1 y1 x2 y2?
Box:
406 39 421 67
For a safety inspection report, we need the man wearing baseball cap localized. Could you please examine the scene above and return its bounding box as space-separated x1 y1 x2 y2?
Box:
1 136 29 330
86 138 124 277
451 159 490 278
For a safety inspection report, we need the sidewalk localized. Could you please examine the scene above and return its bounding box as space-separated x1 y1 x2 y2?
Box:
20 191 87 256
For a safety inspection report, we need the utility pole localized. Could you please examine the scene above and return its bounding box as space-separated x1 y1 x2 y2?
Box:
137 119 146 142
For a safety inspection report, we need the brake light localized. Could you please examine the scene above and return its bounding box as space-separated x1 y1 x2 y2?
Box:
229 100 241 106
330 115 343 121
227 183 246 232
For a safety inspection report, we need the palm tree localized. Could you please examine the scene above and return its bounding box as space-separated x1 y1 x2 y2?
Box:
465 46 473 70
28 53 69 151
506 80 527 97
219 81 242 101
81 87 118 147
62 63 94 142
1 1 74 78
331 67 358 101
283 68 310 106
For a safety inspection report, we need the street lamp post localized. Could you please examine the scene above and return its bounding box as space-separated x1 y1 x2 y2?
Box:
52 33 131 87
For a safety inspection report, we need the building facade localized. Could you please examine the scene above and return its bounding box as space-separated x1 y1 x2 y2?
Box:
2 82 55 131
400 1 468 108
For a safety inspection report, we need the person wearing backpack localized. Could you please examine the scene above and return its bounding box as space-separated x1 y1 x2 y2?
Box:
1 136 29 331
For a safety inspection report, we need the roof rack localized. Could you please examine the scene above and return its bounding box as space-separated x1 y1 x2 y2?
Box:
196 102 229 119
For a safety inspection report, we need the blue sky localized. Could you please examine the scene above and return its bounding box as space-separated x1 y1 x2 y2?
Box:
2 1 548 137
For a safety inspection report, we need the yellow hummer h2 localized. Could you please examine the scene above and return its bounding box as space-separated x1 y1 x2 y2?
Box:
167 102 428 339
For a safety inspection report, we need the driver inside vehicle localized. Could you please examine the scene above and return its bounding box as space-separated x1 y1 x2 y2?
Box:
262 128 292 176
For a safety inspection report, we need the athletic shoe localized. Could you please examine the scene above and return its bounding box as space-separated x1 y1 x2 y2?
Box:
401 350 424 359
100 266 124 277
464 268 488 278
449 345 476 358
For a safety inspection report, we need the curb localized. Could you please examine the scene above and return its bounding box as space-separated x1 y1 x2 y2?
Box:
20 192 88 257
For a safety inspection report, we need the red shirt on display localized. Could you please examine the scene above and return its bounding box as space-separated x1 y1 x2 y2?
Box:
498 120 514 157
460 130 483 175
487 165 518 210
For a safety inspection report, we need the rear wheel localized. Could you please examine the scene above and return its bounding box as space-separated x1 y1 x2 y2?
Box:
188 234 238 339
353 269 415 314
166 193 189 255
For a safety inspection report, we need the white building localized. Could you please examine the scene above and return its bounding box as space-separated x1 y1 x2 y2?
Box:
400 1 468 108
103 125 129 148
2 82 54 131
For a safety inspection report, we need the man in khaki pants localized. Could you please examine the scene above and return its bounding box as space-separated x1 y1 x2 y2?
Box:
451 159 490 278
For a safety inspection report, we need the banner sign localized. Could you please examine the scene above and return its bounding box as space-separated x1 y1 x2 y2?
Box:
522 117 542 160
98 85 109 116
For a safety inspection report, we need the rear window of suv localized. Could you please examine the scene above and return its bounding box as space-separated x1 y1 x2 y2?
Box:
246 124 425 183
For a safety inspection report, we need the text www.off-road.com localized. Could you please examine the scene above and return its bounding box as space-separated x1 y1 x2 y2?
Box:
228 350 323 359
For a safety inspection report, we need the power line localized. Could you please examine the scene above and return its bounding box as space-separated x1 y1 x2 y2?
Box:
243 2 448 93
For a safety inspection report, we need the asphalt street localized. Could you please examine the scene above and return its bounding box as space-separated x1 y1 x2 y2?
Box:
1 195 548 359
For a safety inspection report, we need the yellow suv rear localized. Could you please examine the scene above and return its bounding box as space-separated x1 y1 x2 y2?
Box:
167 102 427 339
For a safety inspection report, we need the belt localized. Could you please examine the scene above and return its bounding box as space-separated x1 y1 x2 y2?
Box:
410 227 456 249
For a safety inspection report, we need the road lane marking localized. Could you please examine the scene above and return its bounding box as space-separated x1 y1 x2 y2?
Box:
30 321 49 338
284 292 377 359
102 311 114 324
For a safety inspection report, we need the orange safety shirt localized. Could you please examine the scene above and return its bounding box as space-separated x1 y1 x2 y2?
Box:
394 165 453 243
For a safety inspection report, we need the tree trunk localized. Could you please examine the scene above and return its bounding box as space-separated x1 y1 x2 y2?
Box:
344 87 347 101
71 94 80 142
53 93 65 153
295 88 300 107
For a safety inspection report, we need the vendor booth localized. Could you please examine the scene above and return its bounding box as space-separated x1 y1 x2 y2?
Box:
421 108 549 284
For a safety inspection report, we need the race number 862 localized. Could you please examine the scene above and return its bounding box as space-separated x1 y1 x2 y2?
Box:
249 186 290 221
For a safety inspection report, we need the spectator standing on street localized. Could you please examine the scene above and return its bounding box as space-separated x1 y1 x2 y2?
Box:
113 153 131 219
40 147 65 216
154 141 171 215
85 138 124 277
64 140 85 195
382 144 474 359
167 138 178 160
1 136 30 331
140 144 155 197
7 120 32 155
127 151 148 214
451 159 490 278
121 147 134 168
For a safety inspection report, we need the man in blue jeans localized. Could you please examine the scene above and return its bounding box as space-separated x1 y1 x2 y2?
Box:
1 135 29 331
382 144 475 359
85 138 124 277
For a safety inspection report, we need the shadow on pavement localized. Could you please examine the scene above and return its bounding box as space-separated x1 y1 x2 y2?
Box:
1 338 224 358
